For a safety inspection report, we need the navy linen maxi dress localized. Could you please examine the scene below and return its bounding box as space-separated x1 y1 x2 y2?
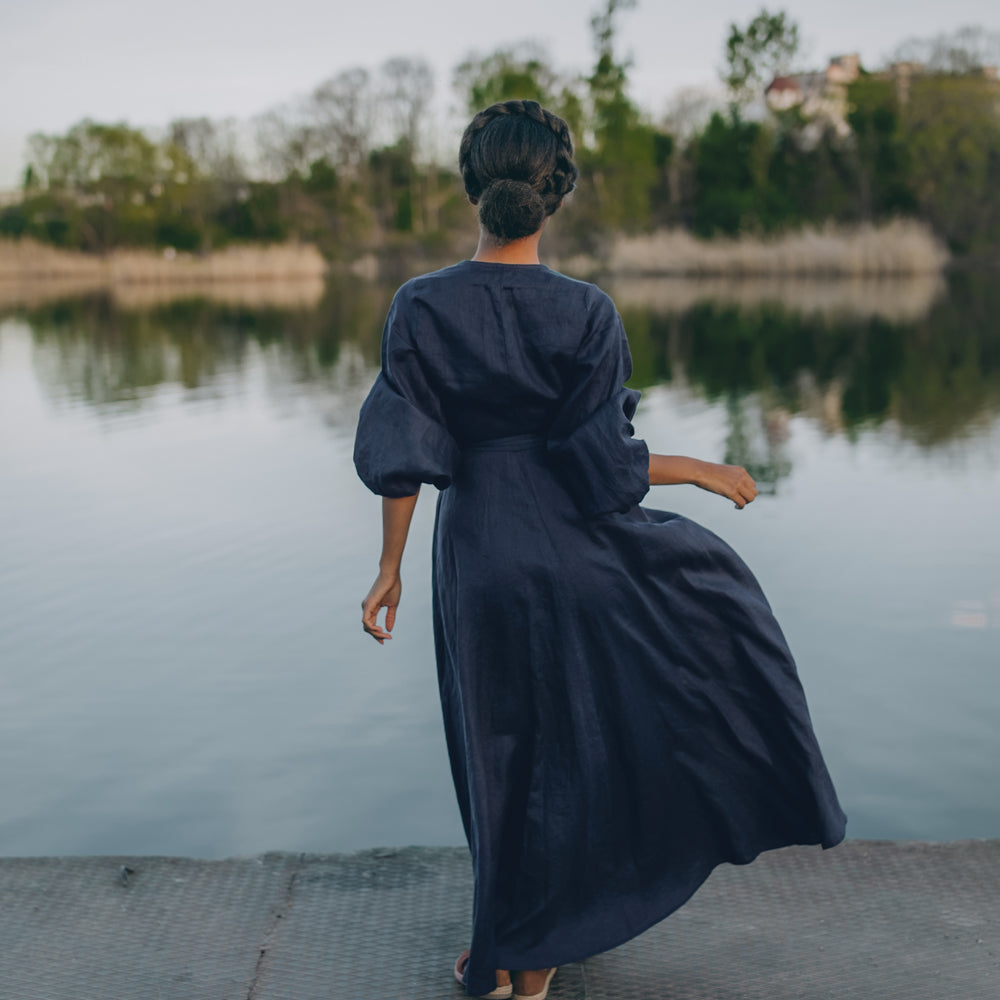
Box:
353 260 846 998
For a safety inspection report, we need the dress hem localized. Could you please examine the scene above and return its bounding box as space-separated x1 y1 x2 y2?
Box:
478 830 846 993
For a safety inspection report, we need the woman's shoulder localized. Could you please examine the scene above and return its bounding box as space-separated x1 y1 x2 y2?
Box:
394 260 615 311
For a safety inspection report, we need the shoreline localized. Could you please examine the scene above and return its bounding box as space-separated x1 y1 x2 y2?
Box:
1 220 953 286
0 269 951 319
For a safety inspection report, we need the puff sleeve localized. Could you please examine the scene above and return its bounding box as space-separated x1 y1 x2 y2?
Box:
546 291 650 517
353 294 460 497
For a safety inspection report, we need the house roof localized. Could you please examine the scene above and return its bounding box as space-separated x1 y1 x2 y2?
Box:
766 76 800 93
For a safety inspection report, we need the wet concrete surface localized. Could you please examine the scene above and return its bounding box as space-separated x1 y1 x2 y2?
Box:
1 840 997 999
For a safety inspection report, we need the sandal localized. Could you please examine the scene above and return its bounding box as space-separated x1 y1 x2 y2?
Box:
453 949 513 999
513 967 557 1000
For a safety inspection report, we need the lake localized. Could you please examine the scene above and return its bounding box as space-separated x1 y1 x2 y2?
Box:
1 267 997 858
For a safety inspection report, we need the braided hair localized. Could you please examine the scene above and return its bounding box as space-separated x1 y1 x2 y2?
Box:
459 100 579 243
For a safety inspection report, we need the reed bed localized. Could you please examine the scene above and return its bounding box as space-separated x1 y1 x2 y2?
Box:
605 273 946 323
0 239 105 282
596 220 949 278
110 276 326 310
108 243 327 284
0 239 327 283
0 240 328 310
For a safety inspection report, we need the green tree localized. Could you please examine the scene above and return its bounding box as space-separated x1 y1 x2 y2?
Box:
22 120 170 250
453 43 563 114
309 68 374 175
845 76 916 220
161 117 248 250
900 73 1000 253
691 113 771 235
768 123 857 226
723 8 800 106
452 43 586 145
25 120 163 197
377 58 434 234
577 0 665 234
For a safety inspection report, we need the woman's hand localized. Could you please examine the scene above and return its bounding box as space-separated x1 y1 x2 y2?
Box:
648 454 758 508
362 570 402 644
362 494 419 644
693 461 758 509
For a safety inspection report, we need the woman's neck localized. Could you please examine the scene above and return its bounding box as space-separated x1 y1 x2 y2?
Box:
472 228 543 264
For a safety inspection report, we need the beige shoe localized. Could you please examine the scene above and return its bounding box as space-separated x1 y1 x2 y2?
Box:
453 949 513 1000
513 967 557 1000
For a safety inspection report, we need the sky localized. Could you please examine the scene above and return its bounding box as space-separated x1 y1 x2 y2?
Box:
1 0 997 187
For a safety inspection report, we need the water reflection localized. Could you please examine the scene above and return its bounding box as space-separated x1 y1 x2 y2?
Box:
609 273 947 323
8 271 997 454
11 277 391 416
9 269 999 500
621 271 1000 453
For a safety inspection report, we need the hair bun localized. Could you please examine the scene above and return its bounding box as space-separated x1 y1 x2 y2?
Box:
477 179 546 242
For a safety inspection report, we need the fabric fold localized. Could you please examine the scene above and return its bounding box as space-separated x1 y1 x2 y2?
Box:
353 371 460 497
547 386 650 518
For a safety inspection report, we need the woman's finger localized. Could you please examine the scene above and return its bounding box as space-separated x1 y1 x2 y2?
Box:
363 615 390 643
362 598 389 642
732 470 757 508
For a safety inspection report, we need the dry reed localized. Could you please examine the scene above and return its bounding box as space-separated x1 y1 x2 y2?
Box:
0 239 328 310
0 239 326 282
108 243 327 284
0 239 106 282
594 220 949 277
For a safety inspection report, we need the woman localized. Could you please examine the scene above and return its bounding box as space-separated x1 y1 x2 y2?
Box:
354 100 846 1000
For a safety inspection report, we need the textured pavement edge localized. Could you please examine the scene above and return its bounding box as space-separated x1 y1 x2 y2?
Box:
0 841 996 1000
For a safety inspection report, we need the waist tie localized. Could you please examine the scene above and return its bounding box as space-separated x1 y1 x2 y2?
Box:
463 433 546 454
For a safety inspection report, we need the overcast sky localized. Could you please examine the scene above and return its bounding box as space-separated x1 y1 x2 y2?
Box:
1 0 997 186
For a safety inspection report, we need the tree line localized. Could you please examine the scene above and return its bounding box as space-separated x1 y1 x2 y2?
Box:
3 4 999 259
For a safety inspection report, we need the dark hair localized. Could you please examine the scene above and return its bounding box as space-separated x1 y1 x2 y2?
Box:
459 99 578 243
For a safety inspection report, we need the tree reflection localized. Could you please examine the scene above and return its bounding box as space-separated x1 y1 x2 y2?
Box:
12 277 390 412
625 271 999 478
4 272 997 462
722 395 794 493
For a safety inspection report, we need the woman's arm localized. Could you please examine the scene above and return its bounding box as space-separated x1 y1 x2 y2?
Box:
361 491 420 643
649 454 758 509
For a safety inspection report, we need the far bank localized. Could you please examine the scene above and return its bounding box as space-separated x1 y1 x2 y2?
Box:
0 220 953 296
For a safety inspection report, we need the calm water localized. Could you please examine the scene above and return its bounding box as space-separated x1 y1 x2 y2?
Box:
1 270 998 858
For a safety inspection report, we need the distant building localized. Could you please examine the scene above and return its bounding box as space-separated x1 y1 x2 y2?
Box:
0 188 22 208
765 76 805 112
765 54 862 142
827 54 861 85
